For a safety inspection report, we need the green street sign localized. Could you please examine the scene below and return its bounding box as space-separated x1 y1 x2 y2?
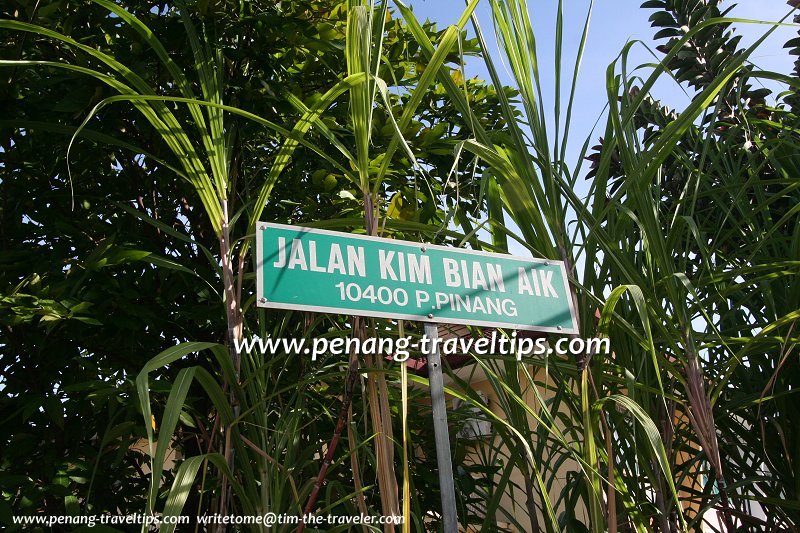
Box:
256 223 578 333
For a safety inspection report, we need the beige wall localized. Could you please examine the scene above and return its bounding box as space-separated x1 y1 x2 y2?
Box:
441 359 587 531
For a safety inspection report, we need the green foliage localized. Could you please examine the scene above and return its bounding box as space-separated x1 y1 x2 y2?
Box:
2 0 798 531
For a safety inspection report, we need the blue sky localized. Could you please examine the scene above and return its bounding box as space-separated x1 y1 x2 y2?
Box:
406 0 797 170
404 1 797 258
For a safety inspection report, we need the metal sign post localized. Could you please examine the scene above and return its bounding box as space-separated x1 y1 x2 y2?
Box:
424 322 458 533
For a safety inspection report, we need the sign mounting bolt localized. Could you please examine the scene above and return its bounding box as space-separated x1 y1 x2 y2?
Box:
428 313 434 319
557 326 562 331
260 297 267 303
421 245 427 253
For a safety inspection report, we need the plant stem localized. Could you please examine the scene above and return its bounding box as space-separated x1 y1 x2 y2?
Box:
298 321 362 532
217 199 243 530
